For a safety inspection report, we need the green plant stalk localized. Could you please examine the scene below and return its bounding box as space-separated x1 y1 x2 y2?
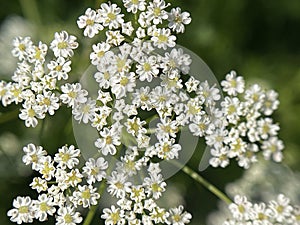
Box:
182 165 232 204
0 109 19 124
19 0 41 25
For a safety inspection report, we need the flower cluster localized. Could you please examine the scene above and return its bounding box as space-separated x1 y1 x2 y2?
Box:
7 143 192 225
208 70 282 169
0 31 78 127
2 0 288 225
7 143 105 224
223 194 300 225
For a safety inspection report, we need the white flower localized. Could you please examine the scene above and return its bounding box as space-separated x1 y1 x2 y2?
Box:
19 101 44 127
30 177 48 193
262 137 284 162
221 70 245 96
72 185 100 208
146 0 169 25
22 143 47 171
136 55 159 82
82 157 108 184
77 8 103 38
123 0 146 13
72 98 97 124
95 125 121 155
209 147 230 168
50 31 78 58
11 36 33 61
268 194 293 223
65 169 83 187
229 195 253 221
27 41 48 64
106 30 125 46
167 7 191 33
111 72 136 99
121 21 134 36
47 57 71 80
261 90 279 116
90 42 111 65
155 137 181 160
98 2 124 29
36 90 60 116
151 27 176 50
60 83 88 107
56 206 82 225
39 156 56 181
132 86 152 111
54 145 81 169
107 171 132 199
125 116 147 137
7 196 34 224
32 194 56 222
167 205 192 225
101 205 125 225
143 170 166 199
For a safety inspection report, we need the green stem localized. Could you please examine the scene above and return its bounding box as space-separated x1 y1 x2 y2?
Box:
19 0 41 25
83 180 106 225
0 109 19 124
182 165 232 204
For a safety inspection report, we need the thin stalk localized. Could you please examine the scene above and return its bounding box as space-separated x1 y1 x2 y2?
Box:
19 0 41 25
181 165 232 204
0 109 19 124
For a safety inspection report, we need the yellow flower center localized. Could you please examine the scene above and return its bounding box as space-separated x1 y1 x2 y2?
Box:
18 206 29 214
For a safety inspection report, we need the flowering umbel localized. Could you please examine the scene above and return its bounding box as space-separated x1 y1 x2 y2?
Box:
2 0 286 225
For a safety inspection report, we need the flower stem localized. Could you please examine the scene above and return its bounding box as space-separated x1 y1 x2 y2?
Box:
182 165 232 204
19 0 41 25
83 180 106 225
0 109 19 124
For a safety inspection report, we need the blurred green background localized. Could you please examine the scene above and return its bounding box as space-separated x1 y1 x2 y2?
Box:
0 0 300 225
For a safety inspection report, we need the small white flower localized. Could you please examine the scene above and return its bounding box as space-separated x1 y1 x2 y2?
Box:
167 205 192 225
30 177 48 193
82 157 108 184
90 42 111 65
167 7 191 33
72 98 97 124
77 8 103 38
101 205 125 225
47 57 71 80
146 0 169 25
221 70 245 96
56 206 82 225
123 0 146 13
106 30 125 46
22 143 47 171
7 196 34 224
11 36 33 61
98 2 124 29
151 27 176 50
32 194 56 222
95 125 121 156
50 31 78 58
54 145 81 169
107 171 132 199
72 185 100 208
60 83 88 107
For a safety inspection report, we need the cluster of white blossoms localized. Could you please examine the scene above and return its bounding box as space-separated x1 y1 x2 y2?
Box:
0 30 78 127
7 143 192 225
3 0 286 225
208 70 282 169
223 194 300 225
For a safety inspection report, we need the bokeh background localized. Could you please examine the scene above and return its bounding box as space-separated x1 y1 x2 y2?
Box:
0 0 300 224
